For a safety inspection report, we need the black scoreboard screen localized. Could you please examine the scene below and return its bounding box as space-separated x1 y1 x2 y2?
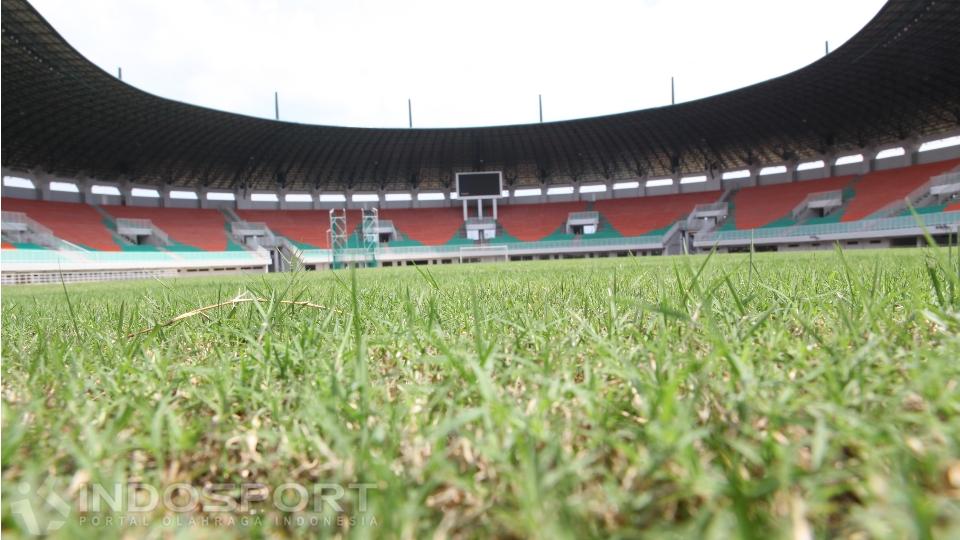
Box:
456 172 503 199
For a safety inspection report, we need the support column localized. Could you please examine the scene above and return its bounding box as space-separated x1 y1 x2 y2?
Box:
34 170 51 200
477 199 482 218
160 182 170 208
787 160 799 182
823 154 836 178
78 178 93 205
862 146 877 174
119 179 134 206
907 137 922 166
462 199 468 220
492 198 498 219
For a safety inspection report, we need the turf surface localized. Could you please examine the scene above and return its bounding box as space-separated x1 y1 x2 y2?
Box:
3 247 960 538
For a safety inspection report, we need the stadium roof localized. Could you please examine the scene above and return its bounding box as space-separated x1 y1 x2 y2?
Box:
2 0 960 192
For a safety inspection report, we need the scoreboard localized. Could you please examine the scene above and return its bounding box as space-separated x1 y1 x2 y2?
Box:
455 172 502 199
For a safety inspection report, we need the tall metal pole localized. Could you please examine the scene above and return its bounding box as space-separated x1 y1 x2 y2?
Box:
117 67 122 80
825 41 829 55
538 94 543 123
274 92 279 120
408 99 413 128
671 77 675 105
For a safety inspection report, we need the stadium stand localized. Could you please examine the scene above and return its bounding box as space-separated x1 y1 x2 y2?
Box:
841 159 960 221
103 206 235 251
495 202 587 241
378 207 464 245
235 209 362 249
2 198 119 250
594 191 721 236
728 176 856 229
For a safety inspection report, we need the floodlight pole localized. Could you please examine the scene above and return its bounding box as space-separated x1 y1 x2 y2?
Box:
671 77 675 105
539 94 543 123
408 99 413 128
274 92 279 120
117 67 122 80
825 41 830 55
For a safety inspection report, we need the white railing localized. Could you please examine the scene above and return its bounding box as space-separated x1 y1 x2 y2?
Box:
568 211 599 221
231 221 271 234
116 217 171 245
929 171 960 195
695 211 960 247
116 217 154 229
791 190 842 219
231 221 278 247
1 249 272 273
1 211 53 236
465 217 497 227
687 203 728 227
691 202 728 214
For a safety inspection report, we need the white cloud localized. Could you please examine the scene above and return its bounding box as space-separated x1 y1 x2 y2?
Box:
30 0 885 128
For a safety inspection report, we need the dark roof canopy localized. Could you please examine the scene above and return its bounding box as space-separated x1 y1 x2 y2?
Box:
3 0 959 191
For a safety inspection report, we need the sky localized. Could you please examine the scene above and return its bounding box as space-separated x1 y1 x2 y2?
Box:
30 0 887 129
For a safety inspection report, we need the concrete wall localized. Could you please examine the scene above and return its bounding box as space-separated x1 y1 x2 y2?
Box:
2 186 40 200
918 143 960 164
796 167 830 181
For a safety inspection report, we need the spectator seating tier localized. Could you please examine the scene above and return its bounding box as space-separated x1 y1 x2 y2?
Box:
236 209 361 249
728 176 856 230
2 198 120 250
378 207 464 245
594 191 722 236
496 202 587 241
841 159 960 222
105 206 232 251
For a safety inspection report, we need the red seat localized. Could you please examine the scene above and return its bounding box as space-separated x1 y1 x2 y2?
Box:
236 209 361 248
379 207 464 245
2 198 119 250
842 159 960 221
105 206 230 250
595 191 721 235
730 176 855 229
497 202 587 241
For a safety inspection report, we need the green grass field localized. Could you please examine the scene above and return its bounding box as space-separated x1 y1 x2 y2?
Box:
3 248 960 539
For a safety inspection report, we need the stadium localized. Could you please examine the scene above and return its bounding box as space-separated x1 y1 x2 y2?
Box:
2 0 960 537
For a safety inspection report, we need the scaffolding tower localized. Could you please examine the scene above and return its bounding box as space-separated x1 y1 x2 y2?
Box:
361 207 379 268
328 208 347 270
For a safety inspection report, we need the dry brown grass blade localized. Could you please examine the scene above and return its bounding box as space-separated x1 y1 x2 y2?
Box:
127 297 339 338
